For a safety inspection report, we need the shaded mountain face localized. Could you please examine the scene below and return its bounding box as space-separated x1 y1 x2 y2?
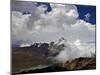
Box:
48 37 67 57
12 43 50 73
30 43 49 56
13 43 49 56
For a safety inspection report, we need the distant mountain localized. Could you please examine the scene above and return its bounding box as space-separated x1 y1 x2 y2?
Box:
12 44 20 47
13 43 49 55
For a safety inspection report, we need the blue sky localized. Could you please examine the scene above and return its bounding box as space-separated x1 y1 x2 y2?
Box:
36 2 96 24
76 5 96 24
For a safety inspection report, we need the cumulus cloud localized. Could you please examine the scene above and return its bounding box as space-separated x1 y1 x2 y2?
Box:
11 2 95 61
12 3 80 44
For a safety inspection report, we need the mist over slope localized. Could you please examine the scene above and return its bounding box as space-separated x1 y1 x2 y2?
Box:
47 37 95 63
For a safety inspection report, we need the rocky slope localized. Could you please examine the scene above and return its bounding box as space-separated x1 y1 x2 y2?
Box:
13 57 96 74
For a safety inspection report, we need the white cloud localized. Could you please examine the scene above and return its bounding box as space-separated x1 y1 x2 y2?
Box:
12 3 80 44
84 13 91 21
65 20 95 43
